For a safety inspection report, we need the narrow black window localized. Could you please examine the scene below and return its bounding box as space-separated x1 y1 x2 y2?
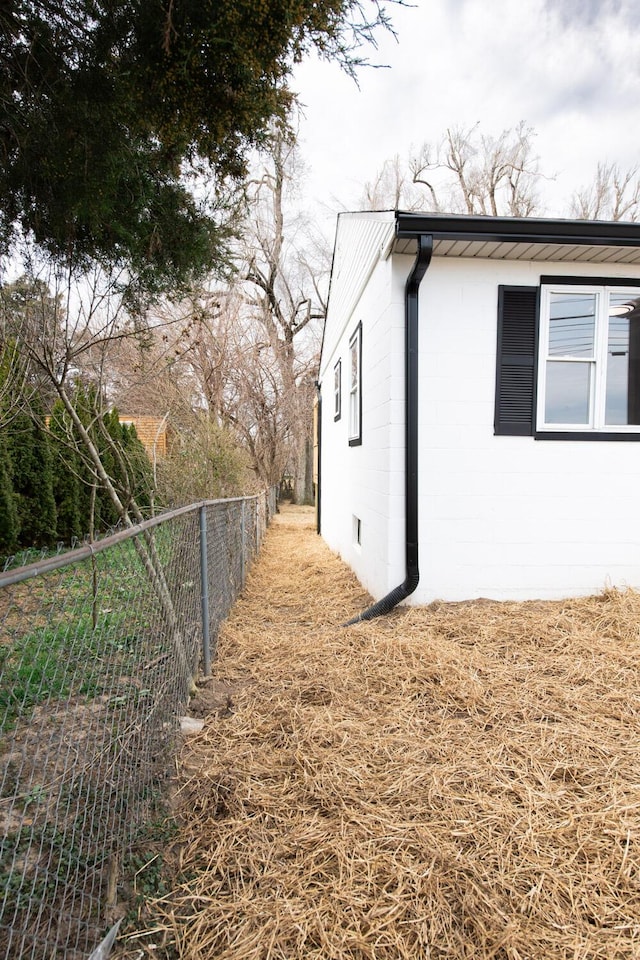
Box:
494 286 539 436
348 323 362 445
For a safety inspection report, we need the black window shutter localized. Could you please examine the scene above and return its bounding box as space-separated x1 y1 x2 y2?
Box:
494 285 539 436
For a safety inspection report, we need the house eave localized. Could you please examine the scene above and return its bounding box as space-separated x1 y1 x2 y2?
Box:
394 212 640 265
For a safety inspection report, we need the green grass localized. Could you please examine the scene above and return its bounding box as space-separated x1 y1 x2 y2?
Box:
0 535 166 736
0 522 199 959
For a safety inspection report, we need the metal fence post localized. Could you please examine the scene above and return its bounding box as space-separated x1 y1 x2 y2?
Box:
200 504 211 676
241 499 246 588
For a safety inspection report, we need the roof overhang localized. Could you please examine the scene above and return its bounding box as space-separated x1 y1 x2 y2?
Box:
394 212 640 265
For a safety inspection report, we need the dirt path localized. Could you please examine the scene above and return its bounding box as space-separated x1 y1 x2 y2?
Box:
128 504 640 959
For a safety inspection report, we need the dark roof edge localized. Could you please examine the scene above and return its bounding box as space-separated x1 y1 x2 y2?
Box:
395 212 640 248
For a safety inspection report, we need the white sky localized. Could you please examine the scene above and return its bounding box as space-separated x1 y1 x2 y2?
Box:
292 0 640 235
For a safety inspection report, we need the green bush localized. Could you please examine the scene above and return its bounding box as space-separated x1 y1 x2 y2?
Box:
0 430 19 554
9 401 57 548
157 417 253 506
49 399 83 544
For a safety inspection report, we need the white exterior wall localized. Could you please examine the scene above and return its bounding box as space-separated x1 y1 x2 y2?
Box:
320 253 407 600
321 224 640 605
415 254 640 602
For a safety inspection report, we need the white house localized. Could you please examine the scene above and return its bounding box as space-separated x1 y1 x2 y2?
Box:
318 211 640 616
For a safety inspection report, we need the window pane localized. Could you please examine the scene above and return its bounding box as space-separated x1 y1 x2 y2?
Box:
545 361 591 424
348 327 361 442
548 293 596 357
351 341 358 389
606 294 640 425
350 392 358 436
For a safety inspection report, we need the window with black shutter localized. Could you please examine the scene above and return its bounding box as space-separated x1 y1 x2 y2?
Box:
494 286 538 436
495 280 640 439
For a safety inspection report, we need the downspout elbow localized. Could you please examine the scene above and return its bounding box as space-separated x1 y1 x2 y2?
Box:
343 569 420 626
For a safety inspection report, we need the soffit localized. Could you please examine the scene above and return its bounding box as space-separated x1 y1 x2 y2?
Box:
393 235 640 265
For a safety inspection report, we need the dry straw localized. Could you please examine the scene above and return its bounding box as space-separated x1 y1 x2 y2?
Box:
126 505 640 959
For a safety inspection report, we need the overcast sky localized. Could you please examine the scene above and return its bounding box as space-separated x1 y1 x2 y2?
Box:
291 0 640 233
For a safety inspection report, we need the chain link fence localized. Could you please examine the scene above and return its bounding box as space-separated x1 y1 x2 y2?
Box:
0 490 277 960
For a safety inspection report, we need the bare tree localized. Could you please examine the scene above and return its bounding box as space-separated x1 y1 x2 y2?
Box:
107 290 229 419
363 154 425 211
570 162 640 222
0 337 31 429
112 122 329 504
362 121 640 227
362 122 543 216
104 286 257 503
241 122 328 502
415 123 542 215
0 275 67 423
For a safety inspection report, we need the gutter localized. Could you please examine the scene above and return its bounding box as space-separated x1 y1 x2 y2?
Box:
395 211 640 248
344 232 433 625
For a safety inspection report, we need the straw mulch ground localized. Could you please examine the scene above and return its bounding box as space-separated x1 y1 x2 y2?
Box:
127 505 640 959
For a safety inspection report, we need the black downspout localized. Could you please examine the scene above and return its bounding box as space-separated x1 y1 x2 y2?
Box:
344 233 433 625
316 391 322 535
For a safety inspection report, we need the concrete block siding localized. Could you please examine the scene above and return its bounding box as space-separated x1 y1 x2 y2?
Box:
418 256 640 601
320 214 640 604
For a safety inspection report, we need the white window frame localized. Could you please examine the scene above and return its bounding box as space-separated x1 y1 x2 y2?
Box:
537 283 640 433
333 359 342 421
348 324 362 445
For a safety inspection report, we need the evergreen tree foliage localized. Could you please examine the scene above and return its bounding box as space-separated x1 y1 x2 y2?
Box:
96 407 122 529
99 411 154 521
48 390 155 540
0 429 18 554
67 382 103 534
0 0 395 293
8 401 57 548
120 421 155 513
49 398 83 545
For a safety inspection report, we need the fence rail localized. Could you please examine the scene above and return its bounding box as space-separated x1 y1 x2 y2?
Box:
0 490 276 959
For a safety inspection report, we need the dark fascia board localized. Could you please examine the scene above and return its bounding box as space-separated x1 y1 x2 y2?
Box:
395 212 640 249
